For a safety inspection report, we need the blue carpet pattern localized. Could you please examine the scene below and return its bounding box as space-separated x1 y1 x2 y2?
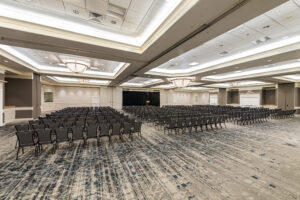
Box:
0 118 300 200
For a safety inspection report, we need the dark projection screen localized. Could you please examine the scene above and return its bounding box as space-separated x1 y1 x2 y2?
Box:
123 91 160 106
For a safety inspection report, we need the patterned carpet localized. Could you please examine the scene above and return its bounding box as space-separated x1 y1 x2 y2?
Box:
0 118 300 200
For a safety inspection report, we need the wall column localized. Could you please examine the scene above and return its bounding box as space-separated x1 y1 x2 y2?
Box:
32 73 41 118
0 70 5 126
218 88 227 106
277 83 295 110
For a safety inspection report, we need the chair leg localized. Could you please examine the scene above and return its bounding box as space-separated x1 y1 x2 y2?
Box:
15 139 18 149
16 147 20 160
22 147 24 154
35 146 38 157
52 144 55 154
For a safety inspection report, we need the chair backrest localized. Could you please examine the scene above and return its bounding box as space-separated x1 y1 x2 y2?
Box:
123 122 132 134
134 122 142 132
16 131 35 147
55 127 69 142
99 124 109 136
111 123 121 135
33 124 45 131
87 124 97 138
72 126 84 140
47 122 61 130
63 121 74 128
75 120 85 127
15 124 30 132
36 129 52 144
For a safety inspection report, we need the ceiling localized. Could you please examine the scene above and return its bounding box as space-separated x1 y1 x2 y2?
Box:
148 0 300 76
2 0 300 91
1 0 185 47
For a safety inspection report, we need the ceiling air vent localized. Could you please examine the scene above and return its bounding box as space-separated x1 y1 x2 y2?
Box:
252 36 271 45
219 51 229 55
89 12 104 23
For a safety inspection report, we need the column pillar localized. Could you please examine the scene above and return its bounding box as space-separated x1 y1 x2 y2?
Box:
0 70 5 126
218 88 227 106
277 83 295 110
32 73 41 118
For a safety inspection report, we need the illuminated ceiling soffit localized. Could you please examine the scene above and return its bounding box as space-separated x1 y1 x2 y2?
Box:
46 76 111 86
0 0 197 52
147 0 300 76
274 74 300 82
207 81 274 88
0 44 129 79
120 77 163 87
202 59 300 82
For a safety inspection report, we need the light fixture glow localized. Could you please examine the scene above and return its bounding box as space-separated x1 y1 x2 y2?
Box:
189 62 199 66
167 77 195 88
66 62 88 73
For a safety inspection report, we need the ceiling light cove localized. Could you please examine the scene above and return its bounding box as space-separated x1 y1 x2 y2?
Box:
207 81 272 88
48 76 110 85
274 74 300 82
202 60 300 82
121 77 163 87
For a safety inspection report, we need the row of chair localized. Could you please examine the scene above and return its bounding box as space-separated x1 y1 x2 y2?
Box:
15 107 142 159
163 115 226 134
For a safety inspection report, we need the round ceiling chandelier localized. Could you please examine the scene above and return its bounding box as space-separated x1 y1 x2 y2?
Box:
66 62 88 73
167 77 195 88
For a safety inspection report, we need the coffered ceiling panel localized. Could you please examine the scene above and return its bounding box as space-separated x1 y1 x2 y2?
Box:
0 44 127 78
2 0 185 46
147 0 300 76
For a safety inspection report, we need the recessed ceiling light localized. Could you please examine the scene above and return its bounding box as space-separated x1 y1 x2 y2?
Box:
58 63 65 66
189 62 199 66
267 59 272 62
4 60 8 63
44 56 48 59
234 70 242 73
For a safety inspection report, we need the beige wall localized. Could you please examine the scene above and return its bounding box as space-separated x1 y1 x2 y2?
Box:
160 90 209 106
41 85 122 112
